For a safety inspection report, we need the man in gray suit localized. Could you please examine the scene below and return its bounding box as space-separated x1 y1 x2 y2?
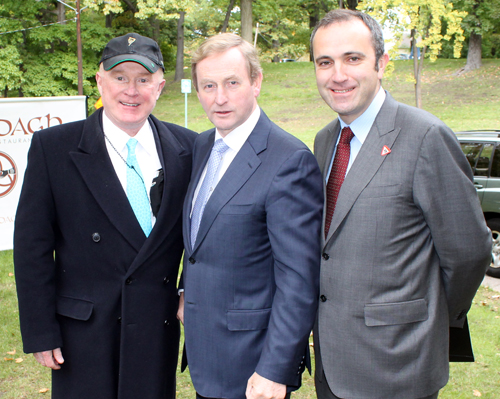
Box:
311 9 491 399
177 33 323 399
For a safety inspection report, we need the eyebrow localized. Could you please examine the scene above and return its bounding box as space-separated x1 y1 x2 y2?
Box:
315 51 366 62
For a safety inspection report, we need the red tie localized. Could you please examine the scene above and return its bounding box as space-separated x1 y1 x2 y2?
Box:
325 127 354 237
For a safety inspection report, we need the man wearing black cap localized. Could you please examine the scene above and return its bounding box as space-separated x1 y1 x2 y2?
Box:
14 33 196 399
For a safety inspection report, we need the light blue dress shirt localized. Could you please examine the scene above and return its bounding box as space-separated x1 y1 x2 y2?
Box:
326 87 386 182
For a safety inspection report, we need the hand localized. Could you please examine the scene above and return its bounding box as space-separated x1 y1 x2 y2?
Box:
177 292 185 325
33 348 64 370
246 372 286 399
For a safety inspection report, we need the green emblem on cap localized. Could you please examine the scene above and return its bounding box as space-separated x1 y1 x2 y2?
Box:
151 62 155 67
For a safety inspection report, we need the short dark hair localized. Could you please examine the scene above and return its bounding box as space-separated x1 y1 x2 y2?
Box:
310 9 385 71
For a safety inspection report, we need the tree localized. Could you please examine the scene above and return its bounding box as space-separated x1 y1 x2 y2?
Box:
241 0 253 43
453 0 500 74
359 0 467 108
135 0 196 81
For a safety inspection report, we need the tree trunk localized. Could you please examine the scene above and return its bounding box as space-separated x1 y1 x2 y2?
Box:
414 45 427 109
411 28 426 109
241 0 253 43
221 0 236 33
122 0 138 13
105 13 113 28
339 0 344 8
57 2 65 24
3 86 8 98
346 0 358 9
465 32 482 71
174 11 185 82
151 17 160 42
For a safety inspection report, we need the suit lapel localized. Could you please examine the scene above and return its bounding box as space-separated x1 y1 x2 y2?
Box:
316 120 341 176
183 130 215 252
190 112 270 252
325 93 402 245
70 109 146 253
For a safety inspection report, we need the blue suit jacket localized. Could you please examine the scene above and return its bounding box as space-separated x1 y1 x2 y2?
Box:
181 111 323 399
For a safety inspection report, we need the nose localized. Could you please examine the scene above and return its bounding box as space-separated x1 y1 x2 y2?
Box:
214 88 228 105
124 81 139 96
330 64 348 83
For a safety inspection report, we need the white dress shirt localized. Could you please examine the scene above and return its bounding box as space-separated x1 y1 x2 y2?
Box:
102 111 162 226
326 87 386 182
191 106 261 214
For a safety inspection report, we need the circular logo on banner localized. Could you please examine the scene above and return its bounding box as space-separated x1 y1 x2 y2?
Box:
0 151 18 198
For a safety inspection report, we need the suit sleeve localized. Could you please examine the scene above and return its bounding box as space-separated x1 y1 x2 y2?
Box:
255 148 323 385
14 132 62 353
413 124 490 327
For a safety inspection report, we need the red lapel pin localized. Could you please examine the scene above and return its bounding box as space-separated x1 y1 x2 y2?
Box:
381 145 391 156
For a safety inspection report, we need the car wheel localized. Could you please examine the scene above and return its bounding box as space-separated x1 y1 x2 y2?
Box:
486 218 500 278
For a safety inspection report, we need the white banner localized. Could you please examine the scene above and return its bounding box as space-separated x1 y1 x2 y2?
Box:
0 96 87 251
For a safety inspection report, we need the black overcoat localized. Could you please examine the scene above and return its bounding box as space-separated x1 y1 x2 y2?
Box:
14 108 196 399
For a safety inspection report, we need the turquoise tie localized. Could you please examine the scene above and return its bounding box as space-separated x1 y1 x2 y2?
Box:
126 138 152 237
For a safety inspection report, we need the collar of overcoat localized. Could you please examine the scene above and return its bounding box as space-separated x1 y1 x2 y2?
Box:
69 108 191 273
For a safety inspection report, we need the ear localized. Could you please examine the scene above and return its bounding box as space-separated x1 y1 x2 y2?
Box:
157 78 166 100
253 72 263 98
95 71 103 96
377 53 390 79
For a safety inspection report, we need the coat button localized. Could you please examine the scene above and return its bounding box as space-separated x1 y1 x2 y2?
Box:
320 295 327 302
164 320 170 326
163 277 170 285
125 277 132 285
322 253 329 260
189 257 196 264
117 317 122 324
92 233 101 243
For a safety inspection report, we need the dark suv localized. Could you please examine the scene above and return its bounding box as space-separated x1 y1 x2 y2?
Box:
456 131 500 278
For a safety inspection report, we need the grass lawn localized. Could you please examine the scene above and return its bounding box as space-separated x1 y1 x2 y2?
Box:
2 58 500 397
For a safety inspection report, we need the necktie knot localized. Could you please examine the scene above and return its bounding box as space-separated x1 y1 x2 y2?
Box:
213 138 229 154
339 127 354 145
127 138 138 156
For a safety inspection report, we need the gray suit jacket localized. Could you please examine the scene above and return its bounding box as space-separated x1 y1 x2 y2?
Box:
313 92 490 399
181 111 323 399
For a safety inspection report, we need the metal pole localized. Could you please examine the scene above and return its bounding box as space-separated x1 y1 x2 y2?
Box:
76 0 83 95
254 23 259 48
184 93 188 128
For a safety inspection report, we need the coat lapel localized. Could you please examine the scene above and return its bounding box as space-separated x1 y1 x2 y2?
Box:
69 109 146 253
325 93 402 245
189 112 270 253
128 116 192 274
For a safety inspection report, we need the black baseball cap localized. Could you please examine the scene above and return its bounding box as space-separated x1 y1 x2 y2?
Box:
99 33 165 73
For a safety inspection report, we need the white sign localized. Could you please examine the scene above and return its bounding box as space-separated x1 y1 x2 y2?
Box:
0 96 87 251
181 79 192 94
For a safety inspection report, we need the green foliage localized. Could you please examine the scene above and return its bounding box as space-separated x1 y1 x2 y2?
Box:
453 0 500 58
0 0 182 101
359 0 467 61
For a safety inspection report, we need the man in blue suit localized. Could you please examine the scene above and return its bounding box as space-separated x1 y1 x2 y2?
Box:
177 33 323 399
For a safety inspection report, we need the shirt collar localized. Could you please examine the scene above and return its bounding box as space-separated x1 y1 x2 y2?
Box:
339 87 386 145
102 111 155 155
215 106 261 151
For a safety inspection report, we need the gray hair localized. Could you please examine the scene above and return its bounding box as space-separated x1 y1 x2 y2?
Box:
191 33 263 91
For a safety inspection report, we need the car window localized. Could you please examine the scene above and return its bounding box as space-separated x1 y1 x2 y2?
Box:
491 145 500 177
459 142 494 177
460 143 483 171
476 143 494 176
